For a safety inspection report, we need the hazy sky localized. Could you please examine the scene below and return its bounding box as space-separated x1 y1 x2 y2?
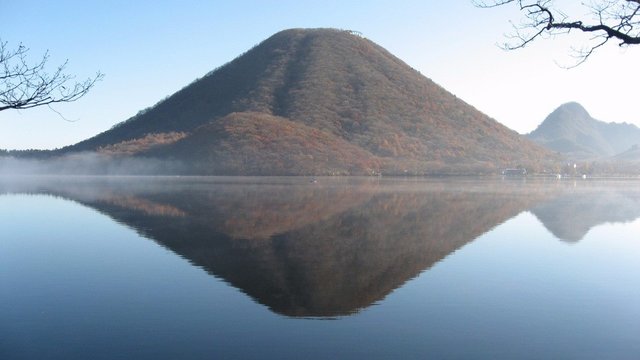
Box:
1 0 638 150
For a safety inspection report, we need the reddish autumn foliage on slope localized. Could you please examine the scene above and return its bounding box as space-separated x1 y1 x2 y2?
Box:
150 112 382 175
97 132 187 155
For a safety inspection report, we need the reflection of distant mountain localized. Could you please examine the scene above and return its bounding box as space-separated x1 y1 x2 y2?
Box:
0 177 551 317
530 188 640 242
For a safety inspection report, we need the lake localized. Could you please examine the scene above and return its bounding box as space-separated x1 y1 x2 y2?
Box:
2 176 640 359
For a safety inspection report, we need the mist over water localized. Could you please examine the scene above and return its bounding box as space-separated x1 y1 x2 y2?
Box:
0 153 185 175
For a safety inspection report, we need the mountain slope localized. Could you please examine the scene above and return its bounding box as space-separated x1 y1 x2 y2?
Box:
149 112 382 175
65 28 556 175
614 145 640 161
528 102 640 160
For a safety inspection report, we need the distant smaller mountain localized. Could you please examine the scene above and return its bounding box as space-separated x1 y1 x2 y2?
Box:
527 102 640 160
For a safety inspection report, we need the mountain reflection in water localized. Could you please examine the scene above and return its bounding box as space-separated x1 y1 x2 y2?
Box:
2 177 639 317
530 187 640 242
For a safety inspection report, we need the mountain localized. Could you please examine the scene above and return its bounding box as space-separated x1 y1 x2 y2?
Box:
528 102 640 160
61 28 555 175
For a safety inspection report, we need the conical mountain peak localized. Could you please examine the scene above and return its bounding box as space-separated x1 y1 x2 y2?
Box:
64 28 555 175
548 102 591 124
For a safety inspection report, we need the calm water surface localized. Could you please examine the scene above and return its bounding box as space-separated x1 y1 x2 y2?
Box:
1 176 640 359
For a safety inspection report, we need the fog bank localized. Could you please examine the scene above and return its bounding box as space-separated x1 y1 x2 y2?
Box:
0 153 185 175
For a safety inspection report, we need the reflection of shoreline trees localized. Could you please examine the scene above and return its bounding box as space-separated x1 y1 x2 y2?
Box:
2 178 639 316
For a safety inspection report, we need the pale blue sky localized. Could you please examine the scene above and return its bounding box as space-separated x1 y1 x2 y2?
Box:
1 1 638 150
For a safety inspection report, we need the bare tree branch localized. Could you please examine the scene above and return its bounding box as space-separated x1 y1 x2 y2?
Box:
474 0 640 65
0 39 103 112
